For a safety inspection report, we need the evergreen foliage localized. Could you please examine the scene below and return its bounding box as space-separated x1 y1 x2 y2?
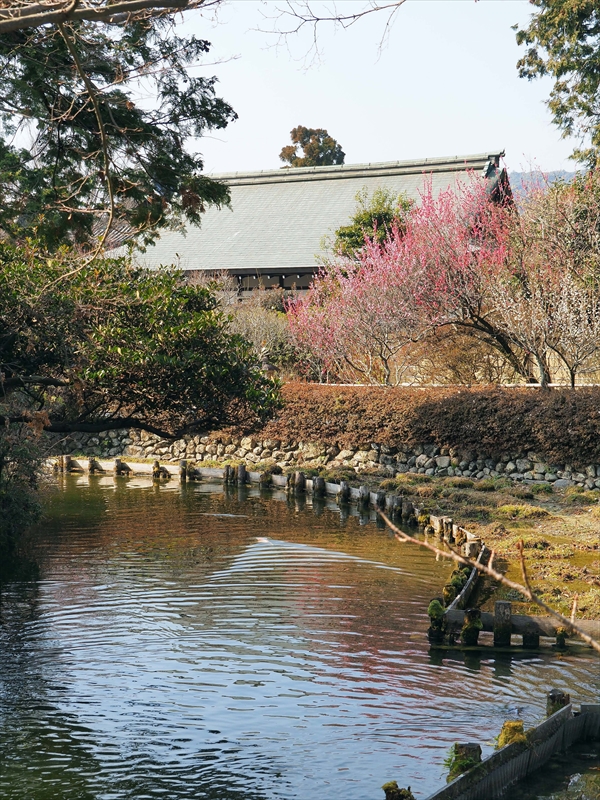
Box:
515 0 600 167
279 125 345 167
0 15 235 249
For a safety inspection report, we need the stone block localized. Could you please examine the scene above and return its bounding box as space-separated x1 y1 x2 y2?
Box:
545 473 557 482
435 455 451 468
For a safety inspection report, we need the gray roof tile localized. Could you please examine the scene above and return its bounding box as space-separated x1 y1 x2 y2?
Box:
137 151 504 272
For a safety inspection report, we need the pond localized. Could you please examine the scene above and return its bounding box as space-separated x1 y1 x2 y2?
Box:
0 476 598 800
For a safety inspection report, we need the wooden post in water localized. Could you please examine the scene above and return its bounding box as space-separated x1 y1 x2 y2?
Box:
313 476 326 497
152 460 161 480
547 689 570 717
389 494 402 519
237 463 247 485
179 460 187 482
337 481 350 503
294 471 306 494
64 454 72 472
494 601 512 647
261 471 273 488
359 485 370 509
376 490 386 510
401 499 414 523
114 458 122 475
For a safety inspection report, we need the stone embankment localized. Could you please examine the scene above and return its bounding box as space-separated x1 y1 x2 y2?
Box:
52 428 600 490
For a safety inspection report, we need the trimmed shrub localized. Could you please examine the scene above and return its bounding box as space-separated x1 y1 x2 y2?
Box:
243 384 600 469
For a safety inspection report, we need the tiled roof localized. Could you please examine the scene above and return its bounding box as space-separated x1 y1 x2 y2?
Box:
135 151 505 273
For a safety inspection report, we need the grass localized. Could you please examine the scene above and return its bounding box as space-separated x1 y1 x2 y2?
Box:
496 504 550 520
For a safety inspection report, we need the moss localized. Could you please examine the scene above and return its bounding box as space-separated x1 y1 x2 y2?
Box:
474 478 496 492
443 745 481 782
442 477 475 489
381 782 416 800
427 599 445 620
442 584 457 605
555 626 568 649
530 482 553 494
496 720 527 749
496 504 550 520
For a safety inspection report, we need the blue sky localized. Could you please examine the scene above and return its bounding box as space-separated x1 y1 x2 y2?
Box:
179 0 576 175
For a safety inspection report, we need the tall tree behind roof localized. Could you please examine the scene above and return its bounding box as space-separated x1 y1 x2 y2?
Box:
515 0 600 168
279 125 345 167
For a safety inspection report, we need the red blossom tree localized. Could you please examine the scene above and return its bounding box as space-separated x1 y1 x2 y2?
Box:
289 171 600 387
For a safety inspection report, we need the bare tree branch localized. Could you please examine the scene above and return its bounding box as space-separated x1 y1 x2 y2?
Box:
259 1 408 63
379 511 600 654
0 1 216 34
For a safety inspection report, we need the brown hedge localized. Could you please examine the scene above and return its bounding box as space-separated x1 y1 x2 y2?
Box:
252 383 600 468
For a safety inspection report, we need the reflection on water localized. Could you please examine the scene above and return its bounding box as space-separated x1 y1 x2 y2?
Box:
0 476 598 800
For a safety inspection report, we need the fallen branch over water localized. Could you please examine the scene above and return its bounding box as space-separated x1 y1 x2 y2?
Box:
379 511 600 654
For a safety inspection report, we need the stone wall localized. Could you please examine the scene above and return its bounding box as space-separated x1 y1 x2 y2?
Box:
50 428 600 490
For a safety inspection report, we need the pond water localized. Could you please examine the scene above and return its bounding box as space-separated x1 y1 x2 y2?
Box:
0 476 598 800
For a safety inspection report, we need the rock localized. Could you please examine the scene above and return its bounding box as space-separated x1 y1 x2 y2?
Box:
545 473 558 482
509 472 524 481
338 449 355 461
553 478 572 489
425 468 435 476
396 464 409 474
533 462 548 474
437 468 448 477
516 458 532 472
572 472 586 482
505 461 516 473
435 455 451 468
415 453 429 468
586 465 597 478
240 436 256 450
585 478 596 489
